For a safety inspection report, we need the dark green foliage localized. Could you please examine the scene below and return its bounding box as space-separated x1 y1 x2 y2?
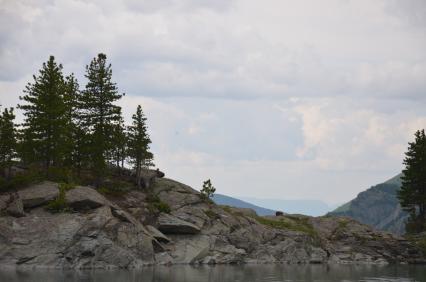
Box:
398 129 426 233
62 74 82 169
153 201 171 213
0 170 42 191
0 107 17 178
127 105 153 188
18 56 68 170
79 53 124 180
97 179 132 196
4 53 156 192
110 117 127 170
45 166 75 184
200 179 216 199
146 193 170 213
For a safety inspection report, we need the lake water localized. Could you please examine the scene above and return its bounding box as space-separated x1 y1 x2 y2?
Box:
1 264 425 282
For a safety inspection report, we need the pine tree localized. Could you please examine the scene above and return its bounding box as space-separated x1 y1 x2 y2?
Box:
0 107 17 179
18 56 67 170
200 179 216 199
80 53 123 180
63 73 80 168
398 129 426 233
127 105 153 188
110 116 127 171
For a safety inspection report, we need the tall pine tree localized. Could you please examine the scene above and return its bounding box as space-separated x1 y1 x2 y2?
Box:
398 129 426 233
63 73 81 168
80 53 123 180
127 105 153 188
18 56 67 170
0 107 17 179
110 115 127 171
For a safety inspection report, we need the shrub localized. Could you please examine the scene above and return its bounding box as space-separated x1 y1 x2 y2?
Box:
46 183 74 213
0 170 42 191
97 179 132 196
146 193 171 214
153 201 171 213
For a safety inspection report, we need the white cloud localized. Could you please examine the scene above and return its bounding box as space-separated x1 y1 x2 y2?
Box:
1 0 426 204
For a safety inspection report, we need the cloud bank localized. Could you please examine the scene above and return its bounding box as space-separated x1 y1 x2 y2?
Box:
1 0 425 205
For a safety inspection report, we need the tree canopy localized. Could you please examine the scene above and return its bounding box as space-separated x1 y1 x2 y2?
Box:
1 54 155 189
398 129 426 233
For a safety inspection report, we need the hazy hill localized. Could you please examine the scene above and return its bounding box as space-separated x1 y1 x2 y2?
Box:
212 194 275 216
240 197 337 216
329 173 408 235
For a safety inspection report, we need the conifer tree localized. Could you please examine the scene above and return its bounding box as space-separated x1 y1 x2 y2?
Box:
200 179 216 199
110 116 127 171
63 73 81 168
18 56 67 170
80 53 123 180
398 129 426 233
0 107 17 179
127 105 153 188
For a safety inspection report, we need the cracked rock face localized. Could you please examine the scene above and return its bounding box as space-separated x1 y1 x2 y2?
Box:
0 178 424 269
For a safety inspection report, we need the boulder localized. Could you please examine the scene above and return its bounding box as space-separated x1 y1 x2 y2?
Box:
18 181 59 208
65 186 107 211
157 213 200 234
138 169 165 189
6 193 25 217
167 235 211 263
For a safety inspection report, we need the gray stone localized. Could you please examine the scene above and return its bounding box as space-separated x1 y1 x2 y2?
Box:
65 186 107 210
0 178 424 269
18 181 59 208
146 225 171 243
6 194 25 217
168 235 211 264
157 213 200 234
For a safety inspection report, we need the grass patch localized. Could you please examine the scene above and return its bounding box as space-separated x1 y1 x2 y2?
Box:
220 205 244 217
204 209 220 220
46 183 75 213
255 215 318 238
406 234 426 255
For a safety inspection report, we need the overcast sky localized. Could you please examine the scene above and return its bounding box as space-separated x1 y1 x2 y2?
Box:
1 0 425 205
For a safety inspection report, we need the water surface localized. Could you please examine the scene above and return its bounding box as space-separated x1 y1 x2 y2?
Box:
1 264 425 282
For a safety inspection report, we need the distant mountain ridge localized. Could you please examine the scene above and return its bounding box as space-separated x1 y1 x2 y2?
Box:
240 197 337 216
329 173 408 235
212 194 275 216
213 194 337 216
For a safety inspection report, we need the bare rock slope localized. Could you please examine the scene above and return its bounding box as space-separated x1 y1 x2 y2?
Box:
0 178 423 269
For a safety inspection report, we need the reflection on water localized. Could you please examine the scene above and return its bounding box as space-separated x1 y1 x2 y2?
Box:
0 264 425 282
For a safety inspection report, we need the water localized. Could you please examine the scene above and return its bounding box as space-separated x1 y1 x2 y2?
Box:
0 264 425 282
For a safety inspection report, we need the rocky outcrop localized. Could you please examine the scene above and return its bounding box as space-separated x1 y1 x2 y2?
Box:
17 181 59 208
0 177 423 269
65 186 108 210
157 213 201 234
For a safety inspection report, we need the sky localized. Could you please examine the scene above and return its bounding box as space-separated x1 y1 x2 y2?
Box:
0 0 425 206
